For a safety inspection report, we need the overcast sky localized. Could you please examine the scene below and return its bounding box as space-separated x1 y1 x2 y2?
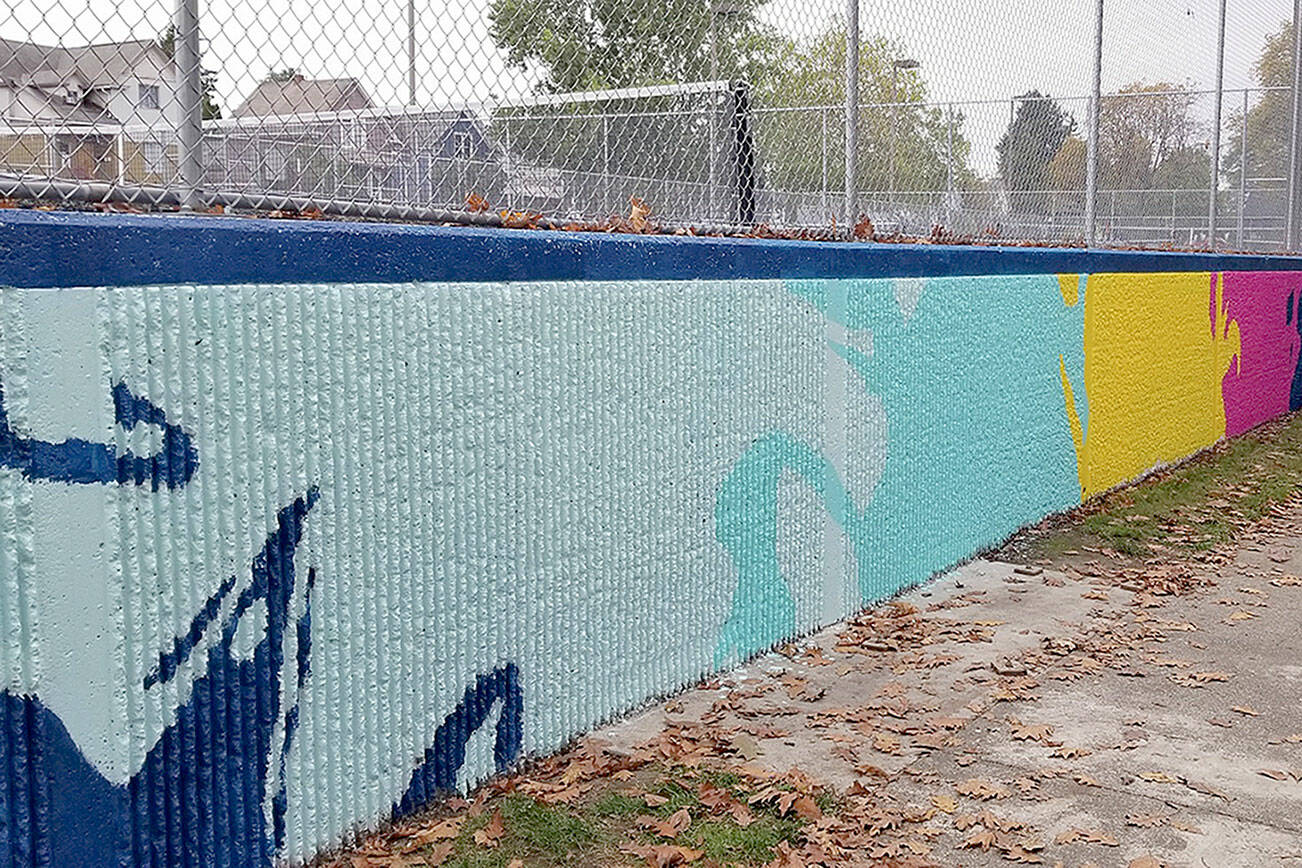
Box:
4 0 1293 175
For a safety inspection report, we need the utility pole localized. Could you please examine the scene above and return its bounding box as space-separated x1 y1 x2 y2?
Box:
889 59 919 212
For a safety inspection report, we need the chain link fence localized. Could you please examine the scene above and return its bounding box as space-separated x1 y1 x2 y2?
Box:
1 0 1299 250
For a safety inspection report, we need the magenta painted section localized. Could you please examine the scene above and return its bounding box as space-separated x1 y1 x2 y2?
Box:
1221 272 1302 437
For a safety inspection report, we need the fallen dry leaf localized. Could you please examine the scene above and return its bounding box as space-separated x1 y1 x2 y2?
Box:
1138 771 1179 784
763 840 806 868
960 826 998 851
401 817 463 847
956 778 1011 800
638 808 692 839
1232 705 1260 716
1055 828 1119 846
629 197 652 233
1128 858 1166 868
931 793 958 814
472 809 506 848
873 732 901 754
791 795 822 821
621 842 705 866
1008 717 1058 745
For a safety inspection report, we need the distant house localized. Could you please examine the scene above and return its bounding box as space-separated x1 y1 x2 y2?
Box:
206 104 507 208
0 38 178 182
232 76 372 118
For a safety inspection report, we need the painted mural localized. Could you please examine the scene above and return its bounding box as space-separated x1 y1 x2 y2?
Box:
0 269 1298 867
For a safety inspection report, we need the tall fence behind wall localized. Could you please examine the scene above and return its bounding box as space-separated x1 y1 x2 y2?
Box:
2 1 1301 249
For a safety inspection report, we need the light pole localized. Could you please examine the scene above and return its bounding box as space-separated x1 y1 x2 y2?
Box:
889 58 919 209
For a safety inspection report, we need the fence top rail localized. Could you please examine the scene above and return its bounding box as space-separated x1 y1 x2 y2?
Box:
199 80 735 132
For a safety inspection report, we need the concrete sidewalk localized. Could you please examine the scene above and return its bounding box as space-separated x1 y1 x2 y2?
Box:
587 499 1302 866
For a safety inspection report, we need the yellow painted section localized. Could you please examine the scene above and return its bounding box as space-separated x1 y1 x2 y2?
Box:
1057 273 1079 307
1064 272 1240 498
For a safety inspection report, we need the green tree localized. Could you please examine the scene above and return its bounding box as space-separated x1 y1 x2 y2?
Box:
1223 21 1290 191
1098 82 1207 191
1047 134 1086 191
758 28 973 195
488 0 779 92
158 26 222 120
487 0 786 196
997 91 1076 195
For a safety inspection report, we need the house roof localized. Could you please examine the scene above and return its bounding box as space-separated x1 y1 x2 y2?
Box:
0 37 173 125
65 40 172 88
232 76 373 118
0 37 72 86
0 37 170 88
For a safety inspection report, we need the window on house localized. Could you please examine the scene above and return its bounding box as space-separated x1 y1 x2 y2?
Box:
348 120 367 152
262 147 288 185
51 138 75 175
143 140 165 176
453 131 474 160
138 84 160 110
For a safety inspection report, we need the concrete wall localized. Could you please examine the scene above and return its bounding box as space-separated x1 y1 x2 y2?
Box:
1 212 1300 866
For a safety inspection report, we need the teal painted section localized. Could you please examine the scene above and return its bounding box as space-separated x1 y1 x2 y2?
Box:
716 275 1088 662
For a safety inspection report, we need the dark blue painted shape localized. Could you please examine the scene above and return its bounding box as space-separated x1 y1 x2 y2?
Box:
1290 289 1302 412
3 209 1302 289
393 663 523 819
144 572 236 689
0 489 318 868
0 377 197 491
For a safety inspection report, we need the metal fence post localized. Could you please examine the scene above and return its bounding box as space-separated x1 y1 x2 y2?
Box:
946 103 954 224
602 115 610 215
729 80 757 225
1085 0 1103 246
845 0 859 232
1239 88 1248 247
1208 0 1226 249
821 106 828 218
1288 0 1302 249
175 0 203 210
408 0 417 105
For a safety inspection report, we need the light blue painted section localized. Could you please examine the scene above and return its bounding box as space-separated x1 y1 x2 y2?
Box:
715 275 1087 661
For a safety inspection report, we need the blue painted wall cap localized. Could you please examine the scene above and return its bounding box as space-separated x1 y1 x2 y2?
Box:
2 209 1301 288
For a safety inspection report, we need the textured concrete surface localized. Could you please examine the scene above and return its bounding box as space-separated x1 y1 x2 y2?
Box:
594 508 1302 866
7 268 1302 867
